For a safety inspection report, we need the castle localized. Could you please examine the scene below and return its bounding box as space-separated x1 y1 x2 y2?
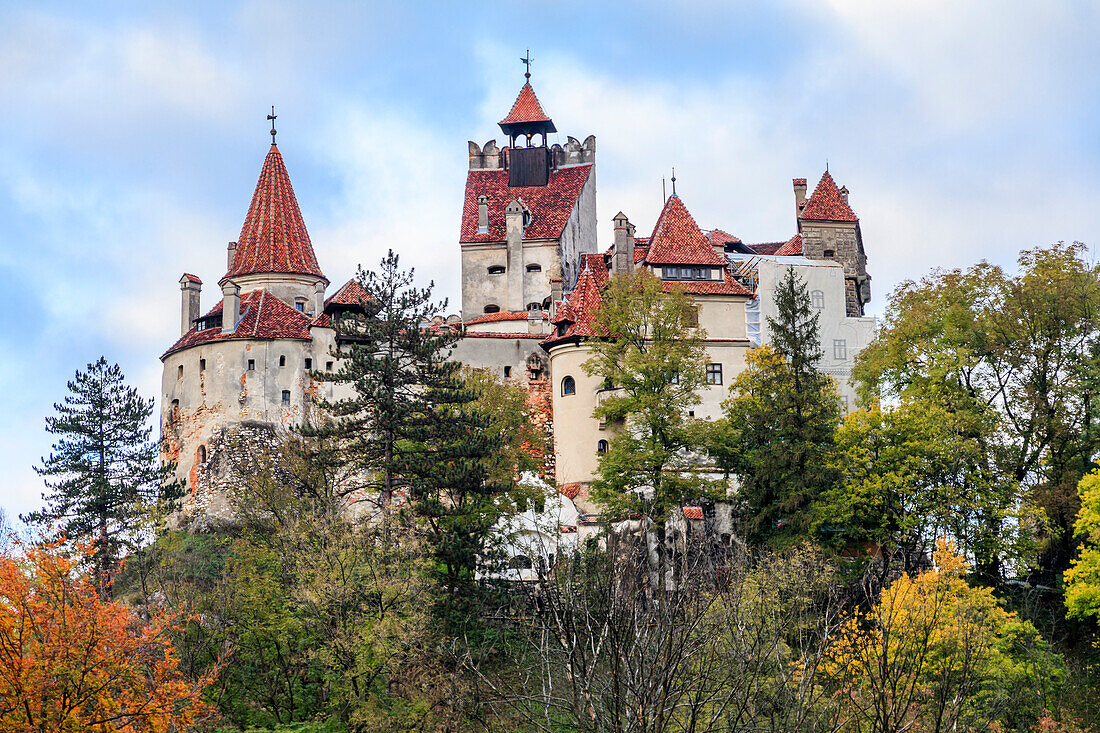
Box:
161 72 875 528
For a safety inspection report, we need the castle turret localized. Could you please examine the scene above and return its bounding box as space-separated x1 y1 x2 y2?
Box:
612 212 635 276
797 170 871 316
499 74 556 188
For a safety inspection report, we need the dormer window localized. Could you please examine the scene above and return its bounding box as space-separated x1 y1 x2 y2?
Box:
662 266 717 281
488 265 505 275
295 300 306 312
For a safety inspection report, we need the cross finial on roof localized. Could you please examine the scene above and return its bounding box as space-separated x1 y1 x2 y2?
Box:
267 106 278 145
671 167 677 196
521 49 532 80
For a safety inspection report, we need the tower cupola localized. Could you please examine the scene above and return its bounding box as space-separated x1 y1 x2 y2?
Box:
499 59 556 187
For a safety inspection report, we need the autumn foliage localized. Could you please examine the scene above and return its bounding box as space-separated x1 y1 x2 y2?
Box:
0 542 215 732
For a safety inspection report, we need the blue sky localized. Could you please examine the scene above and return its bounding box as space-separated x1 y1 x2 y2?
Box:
2 1 1099 523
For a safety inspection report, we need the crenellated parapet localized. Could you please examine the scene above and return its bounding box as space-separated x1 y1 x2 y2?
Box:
550 135 596 167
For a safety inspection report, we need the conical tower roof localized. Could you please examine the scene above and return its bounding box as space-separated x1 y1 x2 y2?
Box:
799 170 858 222
224 145 325 281
645 195 728 266
498 81 557 136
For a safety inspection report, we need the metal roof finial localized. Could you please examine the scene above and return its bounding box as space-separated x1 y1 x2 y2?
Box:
267 106 278 145
521 49 532 80
671 167 677 196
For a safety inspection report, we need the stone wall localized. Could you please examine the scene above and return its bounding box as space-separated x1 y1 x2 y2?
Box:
799 220 870 316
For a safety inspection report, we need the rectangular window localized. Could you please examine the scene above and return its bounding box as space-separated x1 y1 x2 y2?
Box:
177 365 183 379
326 361 334 371
833 339 847 360
247 359 255 371
199 359 206 371
295 302 305 312
706 363 723 385
305 358 313 370
811 290 825 310
686 306 699 328
281 390 290 405
504 366 512 378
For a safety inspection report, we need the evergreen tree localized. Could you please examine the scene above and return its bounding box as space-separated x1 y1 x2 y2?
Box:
24 357 178 597
312 250 507 600
715 268 841 546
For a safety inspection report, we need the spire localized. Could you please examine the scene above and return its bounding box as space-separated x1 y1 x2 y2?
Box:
224 145 325 281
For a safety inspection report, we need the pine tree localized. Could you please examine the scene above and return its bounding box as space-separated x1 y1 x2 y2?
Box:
24 357 178 597
716 267 841 546
312 250 507 599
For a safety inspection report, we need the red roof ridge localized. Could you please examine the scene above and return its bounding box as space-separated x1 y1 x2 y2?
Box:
464 310 548 326
225 145 326 281
161 288 314 359
799 171 858 222
180 273 202 284
774 233 803 256
499 82 553 126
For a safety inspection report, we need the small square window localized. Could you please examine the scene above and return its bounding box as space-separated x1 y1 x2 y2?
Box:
281 390 290 405
247 359 255 371
295 301 305 312
305 358 313 370
833 339 848 360
706 363 723 385
326 361 334 371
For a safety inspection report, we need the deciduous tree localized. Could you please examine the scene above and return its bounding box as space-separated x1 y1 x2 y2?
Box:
0 541 214 731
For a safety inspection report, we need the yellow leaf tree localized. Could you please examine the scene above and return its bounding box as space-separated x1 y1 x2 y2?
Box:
0 542 215 731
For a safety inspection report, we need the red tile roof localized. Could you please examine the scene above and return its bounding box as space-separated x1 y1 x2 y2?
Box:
793 178 807 186
559 483 582 500
462 331 546 340
661 270 751 296
799 171 858 222
746 241 786 255
543 257 608 347
180 273 202 284
162 289 314 358
460 165 592 243
707 228 741 246
464 310 548 326
774 233 802 256
225 145 326 281
683 506 704 520
644 196 728 266
325 278 370 308
499 82 553 126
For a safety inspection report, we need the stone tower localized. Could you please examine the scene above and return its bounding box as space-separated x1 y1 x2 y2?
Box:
160 141 365 525
795 171 871 316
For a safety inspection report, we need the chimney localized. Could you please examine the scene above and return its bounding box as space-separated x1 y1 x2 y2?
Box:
221 281 240 334
179 274 202 336
227 241 237 270
312 281 325 316
612 212 635 276
793 179 807 225
549 263 564 321
477 194 489 234
505 199 525 313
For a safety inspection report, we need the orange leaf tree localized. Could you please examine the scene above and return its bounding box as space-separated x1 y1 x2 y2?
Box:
0 542 215 731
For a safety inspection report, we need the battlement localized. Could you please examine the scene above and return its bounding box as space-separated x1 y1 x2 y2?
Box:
468 135 596 170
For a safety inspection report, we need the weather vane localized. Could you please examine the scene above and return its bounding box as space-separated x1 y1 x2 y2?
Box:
267 106 278 145
521 49 532 80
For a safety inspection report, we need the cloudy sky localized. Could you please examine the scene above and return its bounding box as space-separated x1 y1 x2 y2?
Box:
2 1 1098 522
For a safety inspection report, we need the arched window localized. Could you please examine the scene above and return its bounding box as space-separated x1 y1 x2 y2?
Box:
526 263 542 272
526 302 541 311
811 290 825 310
561 376 576 396
484 304 500 313
597 440 609 455
279 355 286 367
488 265 505 275
198 445 207 463
522 210 532 228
